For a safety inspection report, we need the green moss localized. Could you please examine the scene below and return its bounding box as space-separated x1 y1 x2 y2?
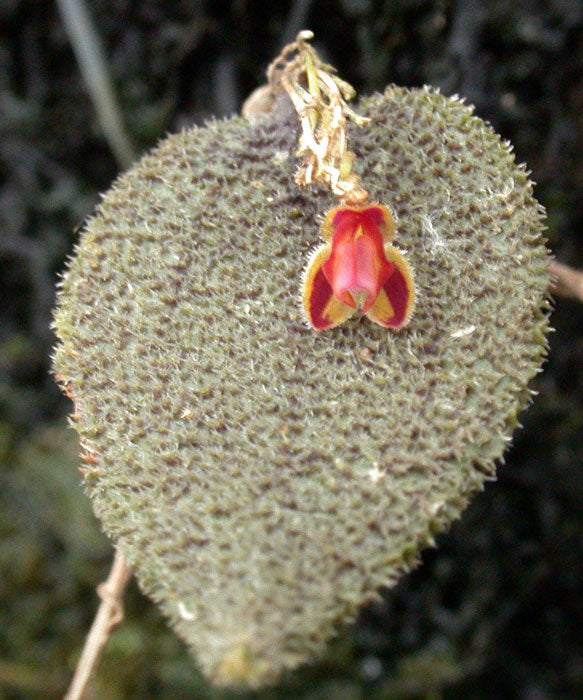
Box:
52 86 550 687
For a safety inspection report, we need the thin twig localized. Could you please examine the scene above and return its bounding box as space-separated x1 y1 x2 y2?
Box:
64 550 133 700
56 0 136 169
549 260 583 303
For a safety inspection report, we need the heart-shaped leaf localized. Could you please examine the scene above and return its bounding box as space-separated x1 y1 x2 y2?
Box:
53 86 550 687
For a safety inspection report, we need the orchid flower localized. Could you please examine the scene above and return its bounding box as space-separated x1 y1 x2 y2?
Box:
302 204 415 331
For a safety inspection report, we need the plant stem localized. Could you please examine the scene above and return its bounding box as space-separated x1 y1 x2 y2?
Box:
56 0 136 169
549 261 583 303
64 550 133 700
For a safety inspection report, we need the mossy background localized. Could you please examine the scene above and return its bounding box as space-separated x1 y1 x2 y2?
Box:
0 1 582 698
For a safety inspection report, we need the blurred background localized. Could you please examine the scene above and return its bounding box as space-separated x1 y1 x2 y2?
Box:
1 1 582 698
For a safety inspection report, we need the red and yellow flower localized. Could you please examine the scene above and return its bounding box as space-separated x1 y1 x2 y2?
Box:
302 204 415 331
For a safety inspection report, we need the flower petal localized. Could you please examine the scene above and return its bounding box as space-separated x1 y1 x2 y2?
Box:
354 229 393 313
302 245 354 331
320 203 396 243
322 236 358 308
366 245 415 328
359 204 396 242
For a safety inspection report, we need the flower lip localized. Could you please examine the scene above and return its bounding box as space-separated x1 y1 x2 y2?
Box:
322 218 393 312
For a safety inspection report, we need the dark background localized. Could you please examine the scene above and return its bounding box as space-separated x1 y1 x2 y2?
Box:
1 1 582 698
